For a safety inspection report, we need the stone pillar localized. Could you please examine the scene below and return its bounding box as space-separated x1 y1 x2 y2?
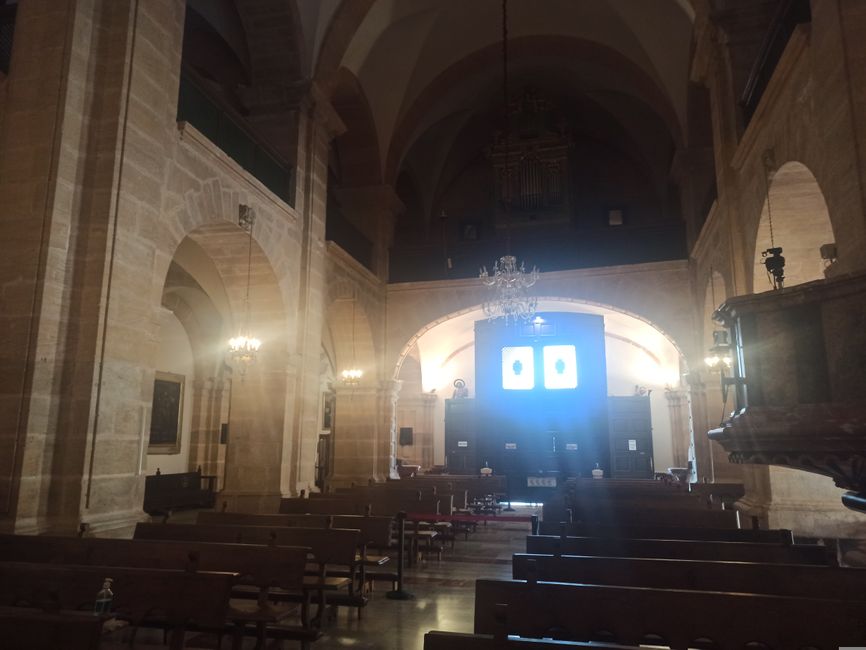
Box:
0 0 187 535
242 81 344 497
664 388 692 469
335 186 405 282
331 380 401 486
685 371 714 483
278 85 346 497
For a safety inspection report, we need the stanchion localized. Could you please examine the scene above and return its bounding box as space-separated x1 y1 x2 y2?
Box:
386 511 414 600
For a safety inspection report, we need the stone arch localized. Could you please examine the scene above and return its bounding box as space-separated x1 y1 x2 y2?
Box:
392 297 689 473
157 177 300 326
154 204 292 509
393 297 687 381
331 68 383 187
385 35 683 184
326 294 377 384
750 161 835 293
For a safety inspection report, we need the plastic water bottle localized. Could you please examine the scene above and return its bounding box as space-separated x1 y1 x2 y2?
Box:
93 578 113 615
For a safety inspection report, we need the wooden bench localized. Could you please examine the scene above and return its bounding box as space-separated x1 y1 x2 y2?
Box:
474 578 866 648
196 512 398 591
542 504 741 529
0 606 106 650
536 521 794 543
512 553 865 601
0 533 319 647
134 523 365 619
143 470 215 516
525 534 833 564
0 561 234 650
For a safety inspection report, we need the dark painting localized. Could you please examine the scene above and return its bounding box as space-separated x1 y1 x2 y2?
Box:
149 372 184 454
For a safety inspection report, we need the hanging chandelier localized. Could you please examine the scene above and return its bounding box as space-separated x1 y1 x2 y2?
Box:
479 0 539 324
340 292 363 386
228 205 262 366
480 255 539 323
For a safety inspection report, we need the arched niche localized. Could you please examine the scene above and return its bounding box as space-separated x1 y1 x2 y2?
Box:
751 161 835 293
154 222 290 509
393 299 687 474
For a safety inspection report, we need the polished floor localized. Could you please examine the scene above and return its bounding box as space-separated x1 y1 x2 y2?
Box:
317 509 538 650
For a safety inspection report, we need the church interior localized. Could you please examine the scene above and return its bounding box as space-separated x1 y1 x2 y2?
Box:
2 0 866 647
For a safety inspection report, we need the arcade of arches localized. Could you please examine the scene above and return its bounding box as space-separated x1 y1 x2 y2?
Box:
2 0 866 547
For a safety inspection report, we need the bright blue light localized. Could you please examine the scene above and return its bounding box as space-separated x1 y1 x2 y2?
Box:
543 345 578 389
501 346 534 390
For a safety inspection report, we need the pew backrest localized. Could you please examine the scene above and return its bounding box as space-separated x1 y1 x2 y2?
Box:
475 578 866 649
512 553 866 601
536 521 794 543
0 606 104 650
0 534 308 593
525 534 833 565
0 561 234 630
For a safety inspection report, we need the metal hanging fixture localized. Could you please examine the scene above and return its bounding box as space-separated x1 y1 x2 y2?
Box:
479 0 539 324
760 150 785 290
228 205 262 366
340 292 363 385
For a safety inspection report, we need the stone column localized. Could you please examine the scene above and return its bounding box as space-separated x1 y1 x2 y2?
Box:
685 371 714 483
335 186 405 282
243 82 346 497
331 380 401 486
0 0 187 535
664 388 692 469
280 85 346 497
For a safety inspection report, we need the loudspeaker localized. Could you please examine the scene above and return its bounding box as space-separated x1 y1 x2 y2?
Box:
399 427 414 446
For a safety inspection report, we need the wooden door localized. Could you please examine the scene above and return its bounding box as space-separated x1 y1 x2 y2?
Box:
608 396 654 479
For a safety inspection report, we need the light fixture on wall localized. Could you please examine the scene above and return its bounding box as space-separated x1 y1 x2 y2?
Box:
479 0 539 324
760 149 786 290
704 269 731 371
340 292 363 386
228 205 262 366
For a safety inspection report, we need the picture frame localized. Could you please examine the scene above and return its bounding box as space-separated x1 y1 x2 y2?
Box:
148 371 184 454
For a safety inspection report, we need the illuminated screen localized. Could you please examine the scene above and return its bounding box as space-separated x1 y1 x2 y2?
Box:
501 346 534 390
543 345 578 389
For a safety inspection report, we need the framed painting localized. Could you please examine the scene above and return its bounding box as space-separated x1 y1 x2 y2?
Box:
148 371 184 454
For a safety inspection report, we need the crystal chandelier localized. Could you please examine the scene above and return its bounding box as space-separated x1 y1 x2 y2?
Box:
479 0 539 323
228 205 261 366
480 255 539 323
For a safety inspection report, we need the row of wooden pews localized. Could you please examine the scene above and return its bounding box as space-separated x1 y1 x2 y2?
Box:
425 478 866 649
0 532 320 649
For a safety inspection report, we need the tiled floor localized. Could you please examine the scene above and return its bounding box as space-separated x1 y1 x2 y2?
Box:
316 511 538 649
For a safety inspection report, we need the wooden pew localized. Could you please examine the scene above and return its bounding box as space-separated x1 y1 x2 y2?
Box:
542 503 741 529
512 553 865 601
0 606 106 650
0 562 234 650
134 523 365 618
536 521 794 543
143 470 215 516
0 533 318 646
474 578 866 648
525 534 833 564
195 512 398 591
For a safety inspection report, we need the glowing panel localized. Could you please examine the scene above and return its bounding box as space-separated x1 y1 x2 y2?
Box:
543 345 578 389
501 346 534 390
